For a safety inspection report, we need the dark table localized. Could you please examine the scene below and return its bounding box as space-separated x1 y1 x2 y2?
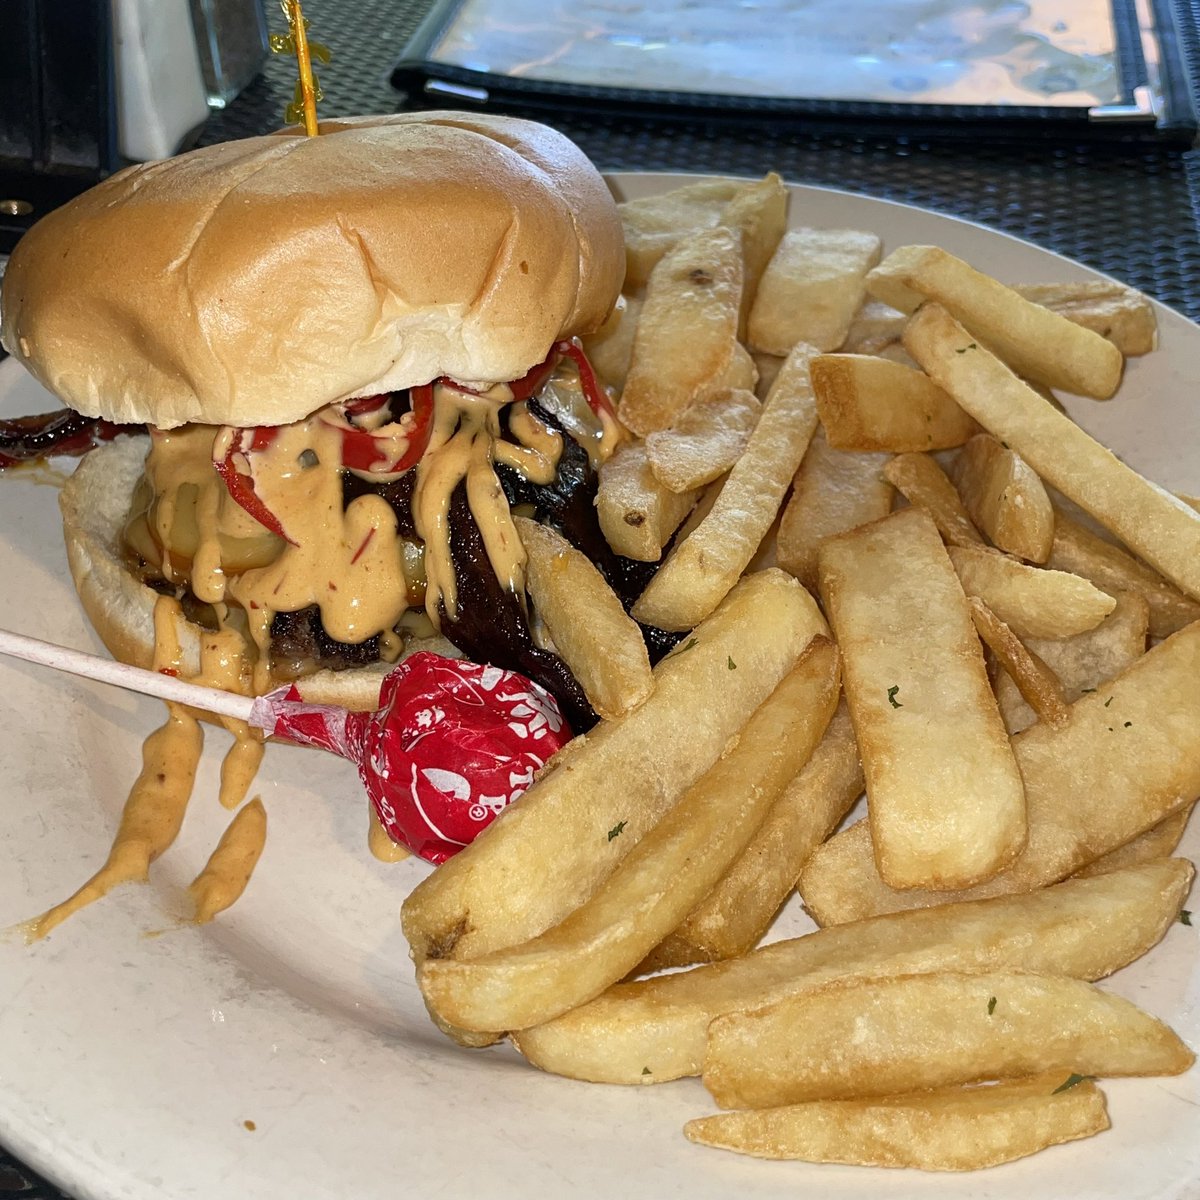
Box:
3 0 1199 1194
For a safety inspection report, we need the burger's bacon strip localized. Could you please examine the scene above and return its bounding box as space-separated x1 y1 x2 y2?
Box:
0 408 136 469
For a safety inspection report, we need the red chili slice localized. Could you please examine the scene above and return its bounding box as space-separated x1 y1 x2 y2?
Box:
215 388 437 535
212 426 294 544
336 386 435 474
555 339 617 423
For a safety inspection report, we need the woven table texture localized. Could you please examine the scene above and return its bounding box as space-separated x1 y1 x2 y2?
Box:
2 1 1199 1197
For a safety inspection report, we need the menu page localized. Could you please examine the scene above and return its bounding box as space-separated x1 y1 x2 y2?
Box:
422 0 1122 108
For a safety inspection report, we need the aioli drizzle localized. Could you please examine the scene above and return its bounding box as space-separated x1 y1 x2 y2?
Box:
367 803 411 862
27 704 203 940
26 597 272 938
189 798 268 923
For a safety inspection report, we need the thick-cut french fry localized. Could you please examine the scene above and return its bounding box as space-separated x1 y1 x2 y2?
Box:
883 453 985 549
402 570 827 964
631 345 819 632
969 597 1070 730
995 591 1149 734
797 621 1200 925
948 544 1116 639
952 433 1054 562
843 281 1158 359
639 701 862 973
1074 806 1193 879
818 507 1026 890
748 227 882 354
515 518 652 721
720 173 788 338
812 354 977 452
582 293 641 392
751 350 785 400
417 638 840 1032
776 429 892 591
644 387 761 493
703 971 1194 1109
514 859 1192 1085
684 1075 1110 1170
870 247 1124 398
1014 280 1157 357
618 178 745 290
841 298 907 355
712 340 759 393
1046 510 1200 639
619 225 743 435
905 304 1200 600
595 440 699 562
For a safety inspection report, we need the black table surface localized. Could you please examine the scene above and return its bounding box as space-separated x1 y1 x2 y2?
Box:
3 0 1200 1195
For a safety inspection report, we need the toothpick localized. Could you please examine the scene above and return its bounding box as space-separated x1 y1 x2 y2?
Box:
285 0 320 137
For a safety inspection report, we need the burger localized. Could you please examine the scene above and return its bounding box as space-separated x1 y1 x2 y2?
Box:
0 112 658 733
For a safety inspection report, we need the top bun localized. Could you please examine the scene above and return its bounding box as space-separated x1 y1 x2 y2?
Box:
0 113 624 429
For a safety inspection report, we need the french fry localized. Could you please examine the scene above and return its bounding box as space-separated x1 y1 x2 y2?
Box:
513 859 1193 1084
582 293 641 392
631 345 819 632
712 340 759 393
952 433 1054 563
618 178 745 290
870 247 1123 398
684 1075 1110 1170
843 281 1158 359
1046 510 1200 638
776 428 893 591
747 227 882 354
812 353 978 452
719 173 788 338
417 638 840 1032
994 591 1149 734
515 518 652 721
818 507 1026 890
905 304 1200 601
402 569 827 964
644 387 761 493
639 701 862 973
1014 280 1157 357
619 225 743 435
1074 806 1193 879
751 350 785 399
883 453 985 549
797 621 1200 925
595 439 699 562
948 544 1116 639
969 597 1070 730
702 972 1194 1109
841 297 907 355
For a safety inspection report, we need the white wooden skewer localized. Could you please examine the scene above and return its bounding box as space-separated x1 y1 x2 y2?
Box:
0 627 261 726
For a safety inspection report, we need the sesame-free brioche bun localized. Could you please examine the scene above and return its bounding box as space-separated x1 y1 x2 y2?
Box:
1 112 624 430
60 435 458 709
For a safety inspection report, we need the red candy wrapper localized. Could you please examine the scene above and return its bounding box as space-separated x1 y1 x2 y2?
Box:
249 652 571 863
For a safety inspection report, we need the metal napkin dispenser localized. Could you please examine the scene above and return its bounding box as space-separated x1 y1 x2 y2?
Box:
0 0 268 257
0 0 117 255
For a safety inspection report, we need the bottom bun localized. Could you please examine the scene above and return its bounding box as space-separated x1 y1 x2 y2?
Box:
59 436 457 711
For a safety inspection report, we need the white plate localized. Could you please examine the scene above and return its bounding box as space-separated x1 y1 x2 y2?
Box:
1 177 1197 1200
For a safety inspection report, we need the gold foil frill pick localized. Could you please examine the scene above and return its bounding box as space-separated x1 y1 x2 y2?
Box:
270 0 331 136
